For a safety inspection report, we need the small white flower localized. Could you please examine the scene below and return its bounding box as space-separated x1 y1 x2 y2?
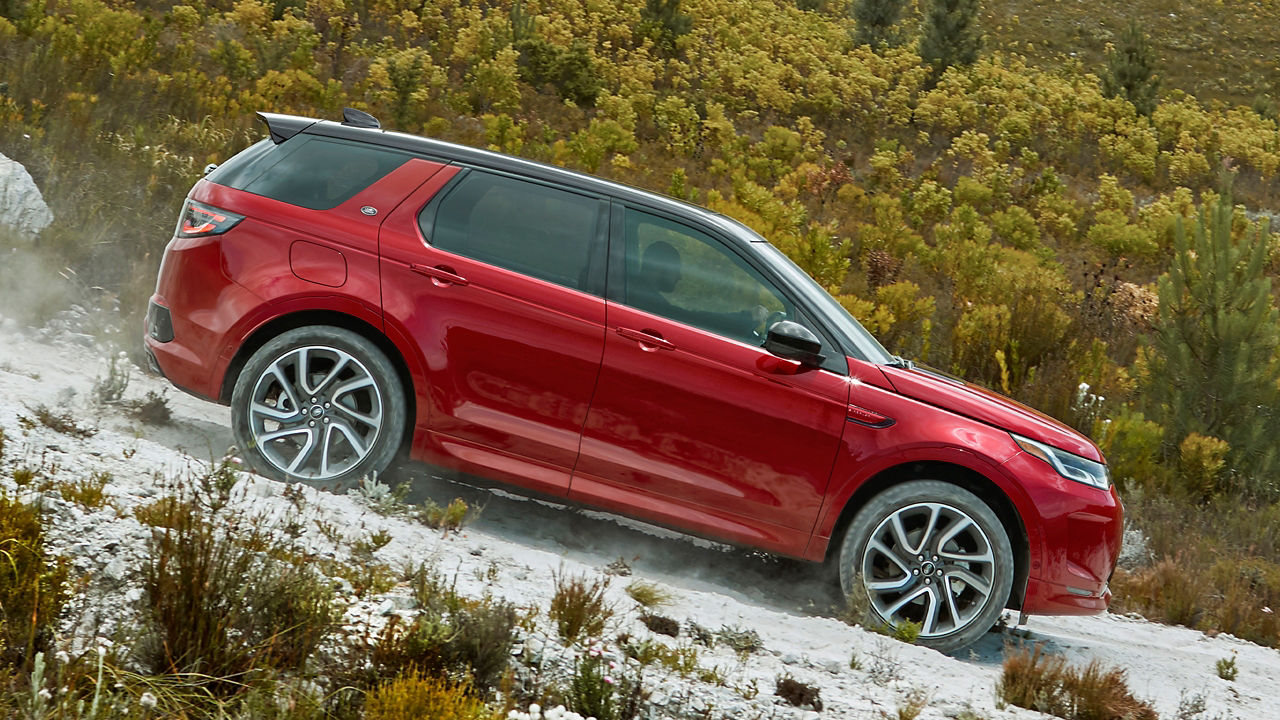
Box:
139 692 158 708
1264 606 1273 614
55 650 70 664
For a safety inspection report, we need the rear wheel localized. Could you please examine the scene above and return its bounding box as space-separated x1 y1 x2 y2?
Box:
230 326 405 487
837 480 1013 653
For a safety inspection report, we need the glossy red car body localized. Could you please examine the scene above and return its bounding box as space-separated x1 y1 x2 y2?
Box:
146 113 1122 620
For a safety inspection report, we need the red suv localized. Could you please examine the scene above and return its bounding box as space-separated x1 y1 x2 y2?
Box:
146 110 1122 652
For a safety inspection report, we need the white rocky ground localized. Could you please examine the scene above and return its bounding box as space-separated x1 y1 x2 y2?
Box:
0 309 1276 720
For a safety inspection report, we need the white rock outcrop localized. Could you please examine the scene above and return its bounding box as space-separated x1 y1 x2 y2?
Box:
0 151 54 238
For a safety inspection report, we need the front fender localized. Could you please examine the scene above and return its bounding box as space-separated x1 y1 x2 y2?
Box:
804 376 1043 571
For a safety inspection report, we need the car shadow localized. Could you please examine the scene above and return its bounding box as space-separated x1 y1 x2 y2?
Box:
382 461 846 620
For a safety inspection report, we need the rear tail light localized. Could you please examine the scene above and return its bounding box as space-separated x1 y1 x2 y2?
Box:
176 199 243 238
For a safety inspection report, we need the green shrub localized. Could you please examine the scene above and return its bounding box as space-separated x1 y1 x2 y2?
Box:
1145 186 1279 500
378 564 518 692
568 648 643 720
515 36 601 105
1216 655 1238 681
418 497 476 533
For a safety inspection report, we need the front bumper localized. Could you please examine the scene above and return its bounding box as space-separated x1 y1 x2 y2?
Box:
1003 450 1124 616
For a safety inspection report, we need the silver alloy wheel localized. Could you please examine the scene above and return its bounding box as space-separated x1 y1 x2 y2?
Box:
247 345 384 480
859 501 997 638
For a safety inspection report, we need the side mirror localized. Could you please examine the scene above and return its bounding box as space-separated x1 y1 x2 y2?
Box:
764 320 825 367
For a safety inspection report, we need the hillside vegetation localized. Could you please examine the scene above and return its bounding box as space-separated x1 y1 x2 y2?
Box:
1 0 1279 675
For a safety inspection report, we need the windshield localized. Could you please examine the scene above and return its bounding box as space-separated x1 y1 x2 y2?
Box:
751 241 894 365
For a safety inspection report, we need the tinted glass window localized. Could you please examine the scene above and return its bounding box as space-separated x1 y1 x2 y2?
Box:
623 209 789 346
239 136 411 210
204 138 282 190
425 172 602 291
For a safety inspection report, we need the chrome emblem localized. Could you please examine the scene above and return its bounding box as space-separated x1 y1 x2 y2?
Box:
360 206 378 216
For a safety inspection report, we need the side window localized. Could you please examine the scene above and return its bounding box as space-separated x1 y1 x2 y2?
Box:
623 209 789 346
241 136 411 210
424 171 602 292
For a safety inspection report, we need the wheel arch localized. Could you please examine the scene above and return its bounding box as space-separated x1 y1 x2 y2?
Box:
824 460 1031 610
219 309 418 451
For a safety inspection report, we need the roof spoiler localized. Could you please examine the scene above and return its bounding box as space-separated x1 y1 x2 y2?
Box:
256 108 382 144
256 112 316 144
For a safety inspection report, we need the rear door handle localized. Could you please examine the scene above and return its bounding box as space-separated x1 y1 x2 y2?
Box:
616 327 675 351
410 263 469 286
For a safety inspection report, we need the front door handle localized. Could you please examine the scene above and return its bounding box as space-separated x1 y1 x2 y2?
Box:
410 263 469 286
616 327 675 351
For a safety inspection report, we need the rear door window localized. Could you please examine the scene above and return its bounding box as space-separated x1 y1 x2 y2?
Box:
422 171 605 293
217 135 412 210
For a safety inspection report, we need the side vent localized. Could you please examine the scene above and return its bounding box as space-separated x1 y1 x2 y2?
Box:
341 107 381 129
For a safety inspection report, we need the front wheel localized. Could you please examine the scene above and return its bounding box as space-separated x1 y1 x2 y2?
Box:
837 480 1014 654
230 326 406 487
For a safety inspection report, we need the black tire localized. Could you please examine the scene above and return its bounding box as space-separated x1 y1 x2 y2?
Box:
230 326 406 488
837 480 1013 654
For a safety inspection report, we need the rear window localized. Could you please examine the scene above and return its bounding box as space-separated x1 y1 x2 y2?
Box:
423 171 603 291
207 135 411 210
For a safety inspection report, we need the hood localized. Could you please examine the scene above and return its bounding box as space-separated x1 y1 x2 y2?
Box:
879 364 1103 463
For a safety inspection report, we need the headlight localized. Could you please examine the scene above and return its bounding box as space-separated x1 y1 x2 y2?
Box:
1011 433 1110 490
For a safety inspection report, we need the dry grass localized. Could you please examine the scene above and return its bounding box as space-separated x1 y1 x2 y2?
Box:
638 613 680 637
19 405 96 439
775 674 823 711
624 579 675 609
1112 495 1280 648
982 0 1280 106
56 470 110 509
127 390 173 425
418 497 476 533
549 570 614 644
1111 556 1208 628
139 474 337 691
998 644 1157 720
896 689 929 720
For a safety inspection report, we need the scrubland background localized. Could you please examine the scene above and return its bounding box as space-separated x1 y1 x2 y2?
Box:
2 0 1280 716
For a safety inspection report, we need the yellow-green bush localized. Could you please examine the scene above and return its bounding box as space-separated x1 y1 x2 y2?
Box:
1177 433 1231 502
1095 408 1165 492
0 493 68 670
364 673 494 720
